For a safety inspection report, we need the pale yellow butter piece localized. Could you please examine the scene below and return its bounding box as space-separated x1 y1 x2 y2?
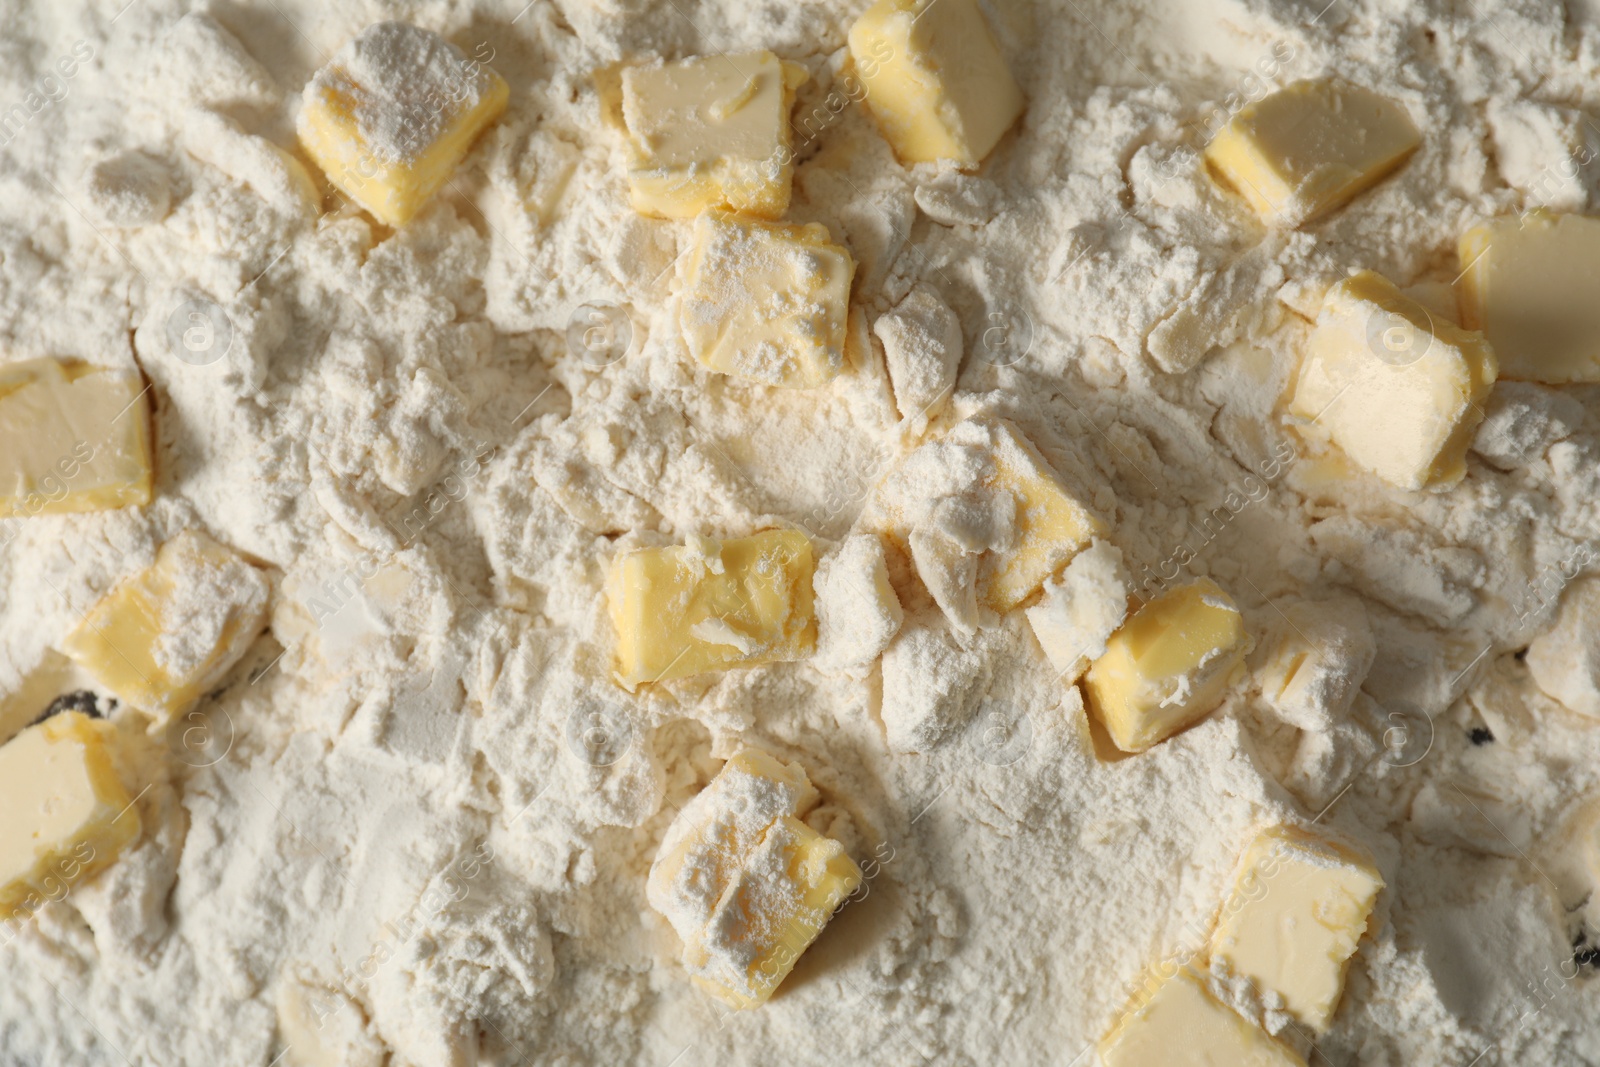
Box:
1099 965 1305 1067
1204 79 1420 227
607 529 816 688
679 212 855 388
848 0 1025 166
60 530 271 723
979 420 1105 614
1210 824 1384 1032
647 749 861 1009
0 358 152 517
621 51 807 219
1457 211 1600 383
297 21 509 227
0 712 141 920
1288 271 1497 491
1084 578 1250 753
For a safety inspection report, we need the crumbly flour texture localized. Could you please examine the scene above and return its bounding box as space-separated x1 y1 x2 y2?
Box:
2 0 1600 1065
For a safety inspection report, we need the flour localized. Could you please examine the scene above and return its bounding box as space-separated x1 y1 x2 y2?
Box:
3 0 1600 1065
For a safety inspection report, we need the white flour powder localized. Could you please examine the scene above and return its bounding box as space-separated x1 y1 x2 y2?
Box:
2 0 1600 1064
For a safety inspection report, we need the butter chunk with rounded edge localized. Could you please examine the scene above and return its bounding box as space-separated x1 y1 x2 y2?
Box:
0 712 141 920
60 530 271 724
1457 211 1600 384
848 0 1024 166
0 358 152 517
621 51 807 220
679 213 855 388
1084 578 1250 753
297 21 508 227
1209 824 1384 1032
607 530 816 688
1288 271 1497 491
1204 79 1420 227
647 749 862 1009
1100 965 1305 1067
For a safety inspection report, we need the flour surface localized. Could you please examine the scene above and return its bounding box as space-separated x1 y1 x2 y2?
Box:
2 1 1600 1065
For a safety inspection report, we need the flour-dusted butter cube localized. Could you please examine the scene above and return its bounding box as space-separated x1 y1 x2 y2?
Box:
978 420 1105 613
0 712 141 920
607 530 816 689
869 418 1105 622
1084 578 1250 753
621 51 807 220
0 358 152 517
1288 271 1497 491
1025 538 1129 683
848 0 1025 166
60 531 271 723
1526 576 1600 719
1100 965 1305 1067
1205 79 1420 227
648 749 862 1009
679 212 855 388
1210 824 1384 1032
1457 212 1600 384
1257 597 1376 732
297 21 509 227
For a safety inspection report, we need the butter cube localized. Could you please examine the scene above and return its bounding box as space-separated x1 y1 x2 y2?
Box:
1288 271 1497 491
978 420 1105 613
0 712 141 919
1100 965 1305 1067
1257 598 1376 732
1210 825 1384 1032
1526 575 1600 719
297 22 509 227
1084 578 1250 753
0 358 152 516
872 418 1105 621
678 212 855 388
647 749 862 1009
607 530 816 689
1457 212 1600 383
60 531 271 723
621 51 807 220
1205 79 1420 227
848 0 1025 166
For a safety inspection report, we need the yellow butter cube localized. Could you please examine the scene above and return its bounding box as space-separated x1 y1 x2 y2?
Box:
0 358 151 517
1100 965 1305 1067
620 51 807 220
848 0 1025 166
1205 79 1420 227
648 749 861 1009
1084 578 1249 753
61 531 271 723
297 21 509 227
678 213 855 388
607 530 816 688
0 712 141 920
1210 825 1384 1032
978 420 1106 614
1288 271 1497 491
1457 212 1600 383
